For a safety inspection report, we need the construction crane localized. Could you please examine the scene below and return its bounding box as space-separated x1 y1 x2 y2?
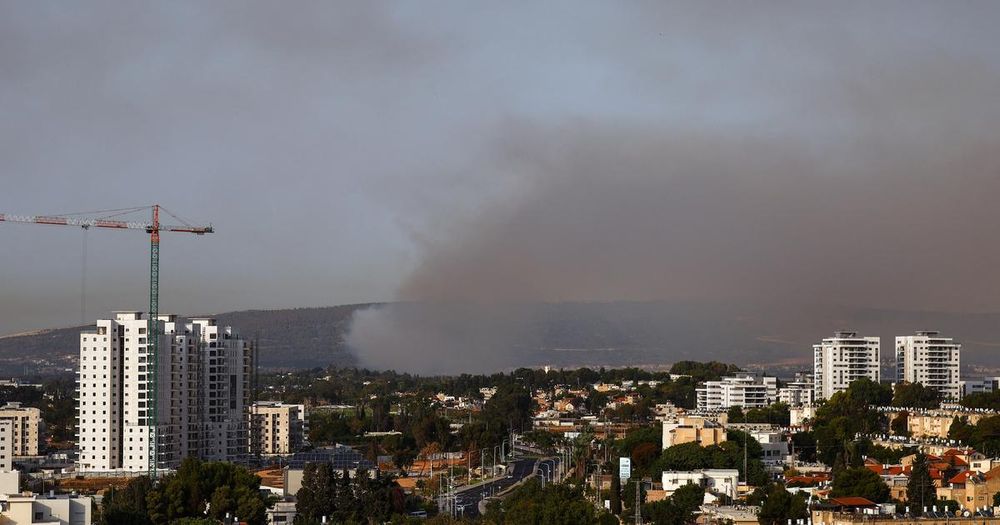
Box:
0 205 212 477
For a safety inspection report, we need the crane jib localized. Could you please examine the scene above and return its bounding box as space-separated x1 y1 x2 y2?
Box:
1 214 211 233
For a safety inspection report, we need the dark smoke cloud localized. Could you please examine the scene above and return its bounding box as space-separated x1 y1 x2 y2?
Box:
349 19 1000 373
348 121 1000 373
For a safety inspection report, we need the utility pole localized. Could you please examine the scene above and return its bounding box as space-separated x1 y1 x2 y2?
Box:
634 478 642 525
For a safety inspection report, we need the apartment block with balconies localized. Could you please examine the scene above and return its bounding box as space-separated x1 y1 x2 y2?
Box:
896 331 961 401
813 331 880 401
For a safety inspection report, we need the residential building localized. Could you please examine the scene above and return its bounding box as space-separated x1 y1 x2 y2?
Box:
778 383 816 407
749 429 791 467
0 402 41 457
896 332 962 401
266 499 297 525
250 402 306 456
76 312 251 472
0 421 12 472
937 465 1000 513
0 470 92 525
696 375 778 411
811 510 1000 525
661 469 739 500
790 405 817 427
662 417 727 449
965 377 1000 396
813 332 880 401
899 409 988 439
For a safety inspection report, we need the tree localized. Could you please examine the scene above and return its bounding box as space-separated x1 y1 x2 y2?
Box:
892 382 942 409
610 474 622 515
948 417 973 443
830 467 890 503
295 463 337 523
961 390 1000 411
100 476 154 525
849 378 894 406
791 432 816 463
141 458 270 525
907 453 936 515
670 483 705 519
757 483 808 525
485 479 614 525
643 483 704 525
812 379 892 466
891 411 910 437
967 416 1000 456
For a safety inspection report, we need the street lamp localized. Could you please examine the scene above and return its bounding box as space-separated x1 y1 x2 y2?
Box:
480 447 489 481
540 459 556 483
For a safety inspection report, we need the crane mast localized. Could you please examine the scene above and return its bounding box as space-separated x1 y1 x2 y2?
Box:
148 205 161 476
1 205 211 477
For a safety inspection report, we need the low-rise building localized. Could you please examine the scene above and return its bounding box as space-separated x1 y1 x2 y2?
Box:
778 374 816 407
0 403 41 457
661 469 739 500
936 465 1000 513
749 429 791 467
696 375 778 411
0 470 92 525
790 405 817 427
662 417 727 449
905 410 989 439
966 377 1000 396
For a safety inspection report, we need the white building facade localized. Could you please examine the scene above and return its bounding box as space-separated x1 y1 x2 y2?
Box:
696 375 777 411
896 331 961 401
661 469 739 500
77 312 250 472
966 377 1000 396
813 332 880 401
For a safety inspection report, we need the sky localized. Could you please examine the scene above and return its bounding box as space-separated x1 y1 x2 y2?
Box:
3 2 1000 365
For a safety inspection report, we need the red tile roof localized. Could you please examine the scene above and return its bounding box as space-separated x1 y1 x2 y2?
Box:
829 497 878 507
865 463 884 475
949 471 972 485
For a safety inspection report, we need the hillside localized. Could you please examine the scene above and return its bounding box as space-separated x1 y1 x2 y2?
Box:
3 301 1000 376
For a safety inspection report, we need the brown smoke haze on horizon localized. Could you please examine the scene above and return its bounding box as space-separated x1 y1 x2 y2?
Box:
347 118 1000 373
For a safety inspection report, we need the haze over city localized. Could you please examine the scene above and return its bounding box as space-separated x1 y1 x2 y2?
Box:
3 2 1000 373
10 4 1000 525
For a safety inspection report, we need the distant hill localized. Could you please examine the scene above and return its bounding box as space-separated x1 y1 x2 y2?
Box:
0 304 372 375
3 301 1000 376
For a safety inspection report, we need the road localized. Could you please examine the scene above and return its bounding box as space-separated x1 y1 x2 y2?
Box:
451 458 540 518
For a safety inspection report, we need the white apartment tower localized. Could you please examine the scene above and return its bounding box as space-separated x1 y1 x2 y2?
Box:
77 312 250 472
896 331 961 401
696 375 778 411
813 331 880 401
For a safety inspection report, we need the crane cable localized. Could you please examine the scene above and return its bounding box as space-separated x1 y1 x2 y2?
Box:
81 227 88 325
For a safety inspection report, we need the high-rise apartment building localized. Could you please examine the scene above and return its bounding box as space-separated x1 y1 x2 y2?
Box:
0 402 40 457
813 331 880 401
896 331 961 401
696 375 778 411
76 312 251 472
250 401 306 455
